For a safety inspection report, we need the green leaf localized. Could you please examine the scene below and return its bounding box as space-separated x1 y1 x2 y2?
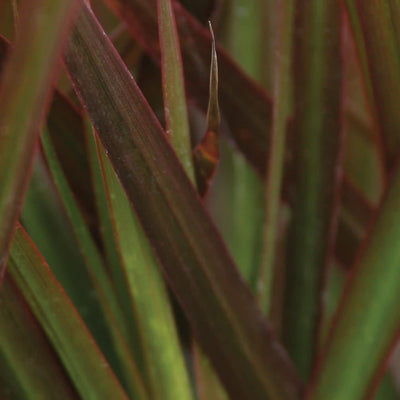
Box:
42 129 148 400
351 0 400 165
0 0 78 274
8 224 131 400
341 16 385 205
0 273 77 399
257 0 294 315
95 131 194 400
282 0 343 378
22 155 120 355
157 6 222 398
307 162 400 399
63 5 302 400
85 117 145 375
157 0 194 181
224 0 265 287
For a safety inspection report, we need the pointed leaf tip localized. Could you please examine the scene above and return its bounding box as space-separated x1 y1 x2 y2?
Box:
194 22 220 198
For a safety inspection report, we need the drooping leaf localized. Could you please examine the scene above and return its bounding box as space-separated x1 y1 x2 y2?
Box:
0 0 78 276
282 0 343 378
63 4 302 399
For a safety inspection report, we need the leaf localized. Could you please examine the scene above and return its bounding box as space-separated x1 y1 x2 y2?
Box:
63 4 302 400
282 0 343 378
0 0 78 276
257 0 294 315
22 155 122 355
193 22 220 198
42 129 148 400
341 15 385 205
157 6 222 398
103 0 272 174
335 179 374 268
306 161 400 400
223 0 265 287
47 91 96 227
85 117 145 375
92 124 194 400
352 0 400 165
157 6 223 397
0 273 78 399
157 0 194 181
8 224 131 400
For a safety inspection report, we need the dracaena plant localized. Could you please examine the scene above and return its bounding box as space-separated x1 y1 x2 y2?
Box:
0 0 399 399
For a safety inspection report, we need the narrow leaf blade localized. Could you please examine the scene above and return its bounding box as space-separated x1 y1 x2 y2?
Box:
96 132 194 400
353 0 400 165
104 0 272 174
193 23 220 198
282 0 343 378
9 224 130 400
307 162 400 400
64 5 302 400
42 129 147 400
0 0 78 274
0 274 78 399
157 0 194 180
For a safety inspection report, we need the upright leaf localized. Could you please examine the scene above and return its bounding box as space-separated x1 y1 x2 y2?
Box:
94 129 194 400
158 0 194 181
0 0 78 275
64 5 302 399
157 5 223 397
193 23 220 198
103 0 272 174
257 0 295 315
22 155 120 357
224 0 265 287
42 130 147 399
282 0 343 378
353 0 400 165
307 161 400 400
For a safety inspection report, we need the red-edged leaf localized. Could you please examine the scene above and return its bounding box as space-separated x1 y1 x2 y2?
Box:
103 0 271 174
157 0 194 180
63 4 302 400
354 0 400 166
0 274 78 399
0 0 78 275
282 0 343 378
306 158 400 400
